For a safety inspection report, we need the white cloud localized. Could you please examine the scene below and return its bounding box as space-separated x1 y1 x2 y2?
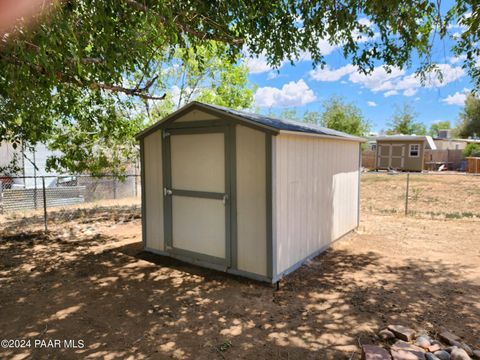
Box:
267 71 279 80
309 64 356 81
316 39 339 57
246 20 378 74
423 64 465 87
254 79 316 108
309 63 465 97
403 87 418 97
348 66 406 92
367 101 377 107
449 54 467 64
319 64 465 97
441 89 470 106
384 90 398 97
358 18 373 27
245 55 276 74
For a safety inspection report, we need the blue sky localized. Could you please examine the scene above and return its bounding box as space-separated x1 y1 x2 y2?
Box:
246 9 471 134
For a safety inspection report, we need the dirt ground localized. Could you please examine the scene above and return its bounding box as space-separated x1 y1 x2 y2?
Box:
362 172 480 219
1 206 479 360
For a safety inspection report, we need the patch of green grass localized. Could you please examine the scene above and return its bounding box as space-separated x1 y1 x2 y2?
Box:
378 208 398 214
411 210 479 220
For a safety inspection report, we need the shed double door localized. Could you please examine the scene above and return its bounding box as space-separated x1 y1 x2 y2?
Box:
377 144 405 169
163 126 231 267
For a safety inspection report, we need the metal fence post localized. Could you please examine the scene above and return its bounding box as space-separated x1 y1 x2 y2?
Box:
405 173 410 216
134 174 138 197
42 176 48 232
113 177 117 199
33 175 38 210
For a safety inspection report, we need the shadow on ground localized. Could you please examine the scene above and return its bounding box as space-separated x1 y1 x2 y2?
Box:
0 228 478 360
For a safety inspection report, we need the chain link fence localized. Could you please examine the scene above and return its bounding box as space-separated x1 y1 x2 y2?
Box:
0 174 141 230
361 171 480 220
2 172 479 232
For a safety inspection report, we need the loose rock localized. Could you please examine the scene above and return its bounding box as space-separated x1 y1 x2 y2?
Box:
428 344 442 353
460 344 474 357
380 329 396 341
472 350 480 359
434 350 451 360
426 354 441 360
362 345 392 360
388 325 417 342
416 336 432 350
440 332 462 346
451 347 472 360
391 340 426 360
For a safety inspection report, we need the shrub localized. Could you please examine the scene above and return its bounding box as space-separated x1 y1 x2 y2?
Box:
463 143 480 157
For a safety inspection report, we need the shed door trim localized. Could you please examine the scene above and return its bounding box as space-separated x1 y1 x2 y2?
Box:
163 125 232 268
390 144 405 168
377 144 391 168
377 143 405 168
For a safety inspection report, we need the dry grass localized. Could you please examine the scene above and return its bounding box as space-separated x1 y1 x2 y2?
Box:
361 172 480 220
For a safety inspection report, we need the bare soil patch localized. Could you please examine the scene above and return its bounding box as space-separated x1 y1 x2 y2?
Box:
1 209 479 359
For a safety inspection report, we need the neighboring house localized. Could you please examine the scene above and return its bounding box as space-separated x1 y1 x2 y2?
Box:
465 138 480 145
433 138 467 151
0 141 17 169
432 129 467 151
366 132 379 151
0 141 62 188
374 135 437 171
137 101 364 283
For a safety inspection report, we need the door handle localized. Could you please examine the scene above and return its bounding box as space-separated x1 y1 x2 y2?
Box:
164 188 173 196
222 194 229 205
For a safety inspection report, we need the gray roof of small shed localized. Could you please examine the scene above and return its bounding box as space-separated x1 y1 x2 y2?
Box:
136 101 365 141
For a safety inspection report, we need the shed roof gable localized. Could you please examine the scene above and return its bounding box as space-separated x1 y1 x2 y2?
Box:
136 101 365 141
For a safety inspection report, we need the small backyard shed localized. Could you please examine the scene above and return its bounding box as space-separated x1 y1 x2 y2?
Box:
136 101 363 283
375 135 437 171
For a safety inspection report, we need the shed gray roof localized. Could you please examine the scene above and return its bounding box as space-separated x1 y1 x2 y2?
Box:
136 101 365 141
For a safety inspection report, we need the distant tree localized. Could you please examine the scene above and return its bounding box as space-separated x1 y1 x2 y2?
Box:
48 42 254 175
303 111 322 125
463 143 480 157
150 43 255 122
317 96 370 136
456 94 480 138
429 121 451 137
386 104 427 135
278 109 300 121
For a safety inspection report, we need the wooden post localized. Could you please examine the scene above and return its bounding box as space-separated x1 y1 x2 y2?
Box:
405 173 410 216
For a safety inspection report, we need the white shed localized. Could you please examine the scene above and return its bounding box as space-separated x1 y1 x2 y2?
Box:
136 102 363 283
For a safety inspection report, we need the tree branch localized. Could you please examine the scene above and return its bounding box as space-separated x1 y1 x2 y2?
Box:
123 0 244 45
0 54 165 100
90 81 166 100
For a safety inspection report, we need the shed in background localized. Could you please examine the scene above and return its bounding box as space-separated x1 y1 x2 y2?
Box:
136 102 363 282
375 135 436 172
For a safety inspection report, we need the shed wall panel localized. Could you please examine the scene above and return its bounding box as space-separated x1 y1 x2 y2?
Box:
235 125 267 276
144 131 164 251
172 196 225 258
273 134 360 275
376 140 424 171
170 132 225 192
175 110 220 122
